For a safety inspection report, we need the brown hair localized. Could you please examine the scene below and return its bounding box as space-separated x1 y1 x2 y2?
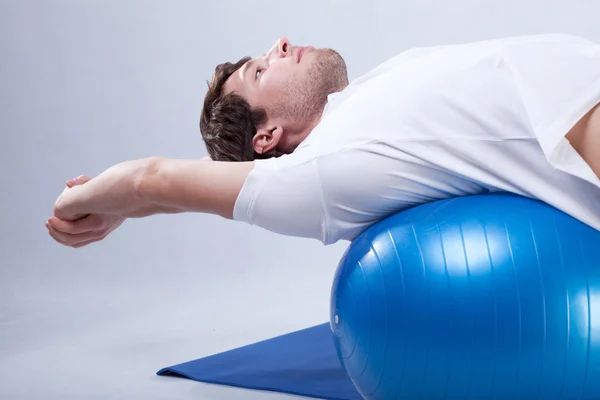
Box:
200 57 271 162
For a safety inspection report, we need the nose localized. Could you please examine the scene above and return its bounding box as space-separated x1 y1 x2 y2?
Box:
277 37 290 57
266 37 291 63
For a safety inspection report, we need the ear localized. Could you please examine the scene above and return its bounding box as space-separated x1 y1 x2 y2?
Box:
253 125 284 155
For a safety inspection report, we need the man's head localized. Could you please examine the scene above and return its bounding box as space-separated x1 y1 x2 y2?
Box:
200 37 348 161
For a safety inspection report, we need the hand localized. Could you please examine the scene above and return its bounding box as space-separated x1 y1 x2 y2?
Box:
46 176 126 248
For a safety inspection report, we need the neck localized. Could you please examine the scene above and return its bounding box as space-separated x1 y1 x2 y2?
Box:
282 88 346 153
279 113 323 153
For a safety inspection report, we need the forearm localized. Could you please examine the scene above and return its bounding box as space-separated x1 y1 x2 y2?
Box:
125 202 183 218
125 157 216 217
54 156 252 221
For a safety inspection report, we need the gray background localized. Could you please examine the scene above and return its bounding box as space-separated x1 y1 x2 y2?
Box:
1 0 599 399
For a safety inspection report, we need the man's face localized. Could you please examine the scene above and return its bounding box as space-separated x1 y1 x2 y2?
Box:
224 37 348 124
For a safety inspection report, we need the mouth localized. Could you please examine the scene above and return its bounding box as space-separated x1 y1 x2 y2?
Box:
296 46 313 63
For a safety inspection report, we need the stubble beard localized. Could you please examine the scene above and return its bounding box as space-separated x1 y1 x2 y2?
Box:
272 48 348 123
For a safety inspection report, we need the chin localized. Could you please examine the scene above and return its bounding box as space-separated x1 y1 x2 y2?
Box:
312 49 348 87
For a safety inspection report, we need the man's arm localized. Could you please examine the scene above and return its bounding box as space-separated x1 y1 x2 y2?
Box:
566 103 600 181
137 157 253 219
53 157 254 221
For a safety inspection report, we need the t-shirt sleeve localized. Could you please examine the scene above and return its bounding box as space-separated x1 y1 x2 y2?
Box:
232 151 328 243
500 33 600 186
233 141 472 246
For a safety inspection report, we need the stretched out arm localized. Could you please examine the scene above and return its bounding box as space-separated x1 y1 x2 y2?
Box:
137 157 252 218
53 157 254 221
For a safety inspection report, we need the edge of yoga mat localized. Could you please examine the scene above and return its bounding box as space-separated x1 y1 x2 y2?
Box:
158 370 356 400
157 323 363 400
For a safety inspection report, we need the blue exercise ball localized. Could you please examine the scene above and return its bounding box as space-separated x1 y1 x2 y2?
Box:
330 193 600 400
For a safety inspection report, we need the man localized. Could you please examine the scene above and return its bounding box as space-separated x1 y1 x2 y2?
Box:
46 34 600 248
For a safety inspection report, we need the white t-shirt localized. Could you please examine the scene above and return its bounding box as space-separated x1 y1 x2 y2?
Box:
233 34 600 245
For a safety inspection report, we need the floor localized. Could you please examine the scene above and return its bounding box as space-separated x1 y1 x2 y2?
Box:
1 216 347 400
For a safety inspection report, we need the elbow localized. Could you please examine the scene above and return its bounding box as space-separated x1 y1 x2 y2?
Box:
134 156 164 203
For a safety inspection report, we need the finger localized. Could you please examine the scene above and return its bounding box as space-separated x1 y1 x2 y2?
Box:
47 226 102 248
48 215 104 235
66 175 91 188
67 175 91 187
47 230 101 248
46 221 104 245
71 238 102 248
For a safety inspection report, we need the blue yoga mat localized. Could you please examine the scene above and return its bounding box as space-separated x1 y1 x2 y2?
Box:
157 323 362 400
